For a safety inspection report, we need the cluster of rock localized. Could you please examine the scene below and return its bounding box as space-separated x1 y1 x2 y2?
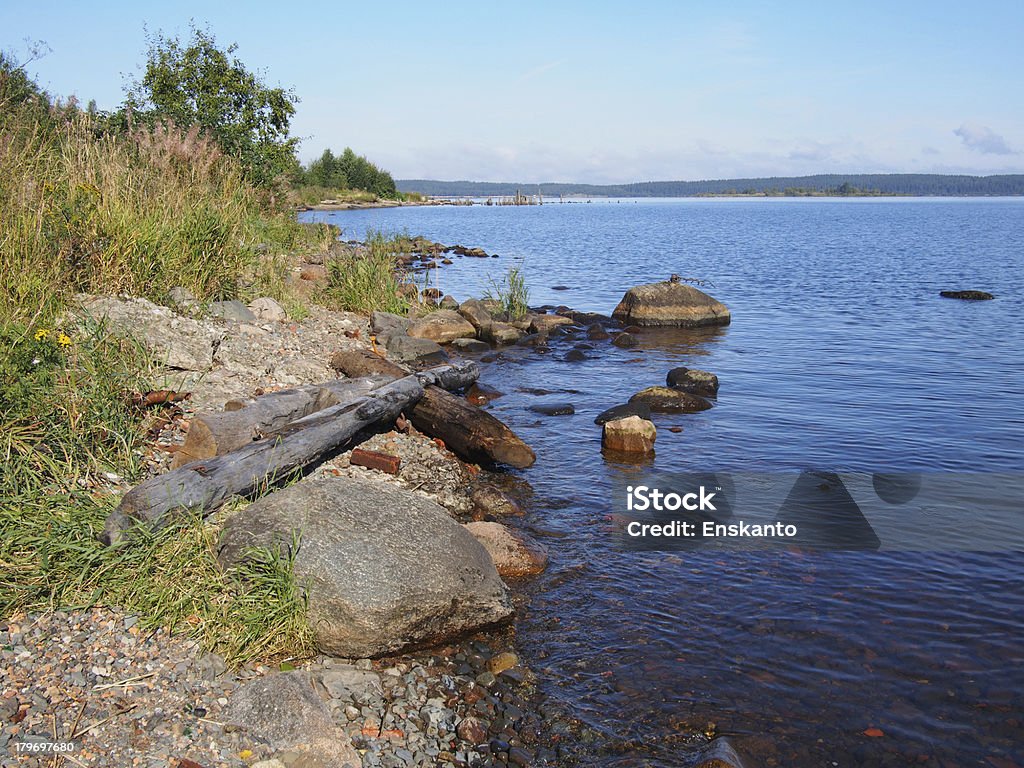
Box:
369 301 577 367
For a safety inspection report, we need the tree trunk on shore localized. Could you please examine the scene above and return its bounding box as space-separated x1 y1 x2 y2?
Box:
102 364 479 545
171 375 393 467
329 349 536 469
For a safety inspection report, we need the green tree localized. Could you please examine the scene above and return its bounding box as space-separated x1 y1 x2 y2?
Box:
122 26 299 187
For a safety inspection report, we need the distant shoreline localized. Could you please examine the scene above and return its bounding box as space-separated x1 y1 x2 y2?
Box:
397 173 1024 199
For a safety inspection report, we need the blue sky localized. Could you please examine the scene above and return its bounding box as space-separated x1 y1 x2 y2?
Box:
3 1 1022 183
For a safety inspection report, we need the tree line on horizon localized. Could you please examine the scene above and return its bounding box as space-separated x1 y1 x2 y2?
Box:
397 174 1024 198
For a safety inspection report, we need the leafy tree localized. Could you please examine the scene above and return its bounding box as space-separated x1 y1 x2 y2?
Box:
300 146 397 198
122 26 299 186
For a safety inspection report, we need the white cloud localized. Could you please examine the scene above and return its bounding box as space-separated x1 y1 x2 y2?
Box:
953 123 1015 155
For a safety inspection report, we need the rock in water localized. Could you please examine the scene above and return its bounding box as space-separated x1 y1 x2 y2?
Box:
939 290 994 301
407 310 477 343
612 281 731 327
602 416 657 454
594 402 652 425
666 367 719 397
630 386 712 413
218 476 513 657
464 522 548 577
224 671 360 768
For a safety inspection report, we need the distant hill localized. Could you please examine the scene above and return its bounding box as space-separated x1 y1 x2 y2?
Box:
397 174 1024 198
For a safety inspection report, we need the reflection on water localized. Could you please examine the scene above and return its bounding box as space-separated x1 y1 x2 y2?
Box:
303 200 1024 766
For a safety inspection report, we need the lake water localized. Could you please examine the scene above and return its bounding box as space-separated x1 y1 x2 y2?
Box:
301 199 1024 767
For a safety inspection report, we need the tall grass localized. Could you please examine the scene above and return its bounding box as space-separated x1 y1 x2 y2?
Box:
0 75 318 664
485 265 531 320
0 108 313 323
320 230 417 315
0 319 314 664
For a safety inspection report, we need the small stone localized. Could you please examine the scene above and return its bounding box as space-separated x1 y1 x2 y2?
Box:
457 716 488 744
487 652 519 675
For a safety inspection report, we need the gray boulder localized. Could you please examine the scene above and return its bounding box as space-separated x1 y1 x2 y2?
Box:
74 294 223 372
385 334 448 365
630 386 712 413
248 297 287 322
612 281 730 327
224 671 359 768
218 476 513 657
209 299 258 323
666 367 719 397
407 309 476 343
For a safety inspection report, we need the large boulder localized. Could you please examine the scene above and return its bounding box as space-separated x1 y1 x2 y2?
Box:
218 476 513 657
458 299 494 333
612 281 730 327
74 294 223 372
463 522 548 578
407 310 477 343
528 313 575 334
483 322 525 345
630 386 712 413
602 416 656 454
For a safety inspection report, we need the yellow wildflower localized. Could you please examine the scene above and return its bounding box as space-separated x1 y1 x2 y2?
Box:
33 328 50 341
56 332 72 348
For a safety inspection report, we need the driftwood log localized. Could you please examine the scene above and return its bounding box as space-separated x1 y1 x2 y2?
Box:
330 349 536 469
171 375 392 467
102 363 479 545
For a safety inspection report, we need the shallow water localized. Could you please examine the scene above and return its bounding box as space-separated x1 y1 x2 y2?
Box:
302 199 1024 766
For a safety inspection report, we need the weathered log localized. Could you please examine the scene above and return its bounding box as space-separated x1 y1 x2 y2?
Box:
330 349 536 469
171 375 391 467
102 364 479 545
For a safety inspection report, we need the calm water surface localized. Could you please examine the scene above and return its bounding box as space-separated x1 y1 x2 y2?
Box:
302 199 1024 767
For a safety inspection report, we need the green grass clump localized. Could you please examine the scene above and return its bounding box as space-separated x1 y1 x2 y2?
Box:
320 230 416 316
0 320 313 665
485 265 531 320
0 104 315 323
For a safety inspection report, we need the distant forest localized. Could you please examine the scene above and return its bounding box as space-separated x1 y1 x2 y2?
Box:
397 174 1024 198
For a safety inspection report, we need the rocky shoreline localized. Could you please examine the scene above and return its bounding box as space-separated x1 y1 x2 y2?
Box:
3 234 746 768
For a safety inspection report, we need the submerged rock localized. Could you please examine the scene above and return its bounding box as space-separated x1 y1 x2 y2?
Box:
666 367 719 397
612 331 640 348
471 484 524 518
218 476 513 657
528 402 575 416
464 522 548 578
612 281 731 327
630 386 712 413
939 290 994 300
602 416 656 454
